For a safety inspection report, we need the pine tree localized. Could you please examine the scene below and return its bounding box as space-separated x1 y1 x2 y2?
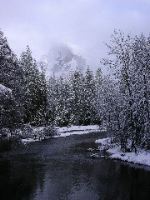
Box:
95 68 103 125
83 68 97 125
69 70 84 125
20 46 46 125
0 30 23 128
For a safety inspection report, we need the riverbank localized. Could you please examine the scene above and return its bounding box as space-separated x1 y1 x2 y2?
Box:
95 138 150 167
1 125 104 146
55 125 104 137
22 125 103 144
0 130 150 200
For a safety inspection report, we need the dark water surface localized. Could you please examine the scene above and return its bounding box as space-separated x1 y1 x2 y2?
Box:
0 132 150 200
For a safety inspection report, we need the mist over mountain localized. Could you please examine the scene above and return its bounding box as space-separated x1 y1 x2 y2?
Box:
42 43 87 76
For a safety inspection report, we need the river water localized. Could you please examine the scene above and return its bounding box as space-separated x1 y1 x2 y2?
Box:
0 132 150 200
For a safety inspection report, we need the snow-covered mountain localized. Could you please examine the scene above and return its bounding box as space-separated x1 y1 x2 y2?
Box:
41 43 87 77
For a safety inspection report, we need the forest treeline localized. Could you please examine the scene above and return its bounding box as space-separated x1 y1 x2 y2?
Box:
0 30 149 152
0 30 101 128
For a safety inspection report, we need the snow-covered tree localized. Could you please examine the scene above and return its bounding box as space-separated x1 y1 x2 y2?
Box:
0 84 21 130
20 46 47 125
0 30 24 127
102 31 150 151
69 70 85 125
94 68 103 125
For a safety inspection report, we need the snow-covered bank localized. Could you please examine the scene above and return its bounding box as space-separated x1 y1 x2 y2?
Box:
20 125 104 144
58 125 100 133
95 138 111 149
21 138 40 145
20 125 56 144
107 147 150 167
55 125 104 138
95 138 150 167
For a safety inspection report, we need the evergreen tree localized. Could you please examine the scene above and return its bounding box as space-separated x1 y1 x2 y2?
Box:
69 70 84 125
20 46 47 125
83 68 97 125
95 68 103 125
0 30 23 127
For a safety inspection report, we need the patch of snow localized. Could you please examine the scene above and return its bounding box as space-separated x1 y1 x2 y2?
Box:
108 147 150 167
0 84 12 96
21 125 103 143
95 137 111 150
21 138 39 145
95 138 111 145
54 129 101 138
54 125 102 138
57 125 103 133
95 137 150 167
33 126 45 133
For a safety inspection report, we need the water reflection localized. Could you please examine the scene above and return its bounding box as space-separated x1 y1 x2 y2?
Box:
0 159 44 200
0 133 150 200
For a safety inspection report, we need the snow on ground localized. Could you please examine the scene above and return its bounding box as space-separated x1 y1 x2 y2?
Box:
95 138 150 167
107 147 150 166
55 125 103 137
54 130 101 138
57 125 100 133
0 84 12 96
95 137 111 146
95 137 113 151
21 125 104 144
21 138 39 145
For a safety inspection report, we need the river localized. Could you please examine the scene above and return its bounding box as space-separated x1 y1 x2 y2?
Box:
0 132 150 200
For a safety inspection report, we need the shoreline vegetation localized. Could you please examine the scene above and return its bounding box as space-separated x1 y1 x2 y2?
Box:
0 124 150 167
0 29 149 168
0 125 103 145
0 125 102 153
95 138 150 167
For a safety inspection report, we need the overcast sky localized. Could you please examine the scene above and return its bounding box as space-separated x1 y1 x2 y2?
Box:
1 0 150 67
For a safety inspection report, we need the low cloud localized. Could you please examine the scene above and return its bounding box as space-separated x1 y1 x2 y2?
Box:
0 0 150 69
